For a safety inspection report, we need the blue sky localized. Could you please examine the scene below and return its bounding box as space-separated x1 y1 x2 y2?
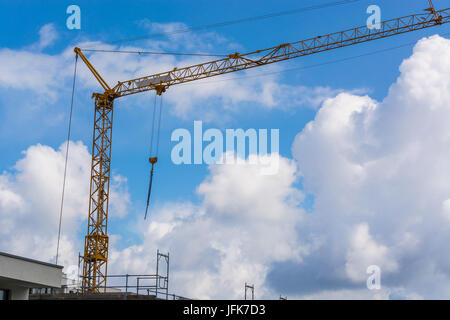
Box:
1 0 447 203
1 0 450 299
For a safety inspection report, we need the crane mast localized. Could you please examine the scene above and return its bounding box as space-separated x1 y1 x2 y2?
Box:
75 2 449 293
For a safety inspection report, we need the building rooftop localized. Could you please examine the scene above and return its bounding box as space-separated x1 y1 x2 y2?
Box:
0 251 63 269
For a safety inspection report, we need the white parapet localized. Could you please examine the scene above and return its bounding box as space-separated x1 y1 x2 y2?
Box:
0 251 63 300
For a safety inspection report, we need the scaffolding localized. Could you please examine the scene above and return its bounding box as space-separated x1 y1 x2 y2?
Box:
32 249 188 299
244 283 254 300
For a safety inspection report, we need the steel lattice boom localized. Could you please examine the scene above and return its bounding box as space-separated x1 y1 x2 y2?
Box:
75 2 449 293
81 93 114 292
112 6 449 97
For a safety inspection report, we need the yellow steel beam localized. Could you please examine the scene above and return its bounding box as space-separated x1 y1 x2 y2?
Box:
112 7 449 97
81 93 114 293
74 47 112 93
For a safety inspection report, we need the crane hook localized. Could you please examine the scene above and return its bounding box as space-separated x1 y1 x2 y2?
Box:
144 156 158 220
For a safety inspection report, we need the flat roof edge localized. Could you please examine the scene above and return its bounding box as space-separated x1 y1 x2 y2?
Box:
0 251 64 269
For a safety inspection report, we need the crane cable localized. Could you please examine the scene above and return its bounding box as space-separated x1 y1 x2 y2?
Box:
83 0 362 48
56 53 78 265
79 49 228 57
173 31 450 86
144 93 164 219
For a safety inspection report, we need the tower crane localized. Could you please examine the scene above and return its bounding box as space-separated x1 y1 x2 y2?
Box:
74 1 449 293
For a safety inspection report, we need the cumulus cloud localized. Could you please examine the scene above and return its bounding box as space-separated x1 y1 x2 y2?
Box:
36 23 58 50
285 35 450 299
345 223 398 282
109 154 305 299
0 48 70 102
0 141 130 270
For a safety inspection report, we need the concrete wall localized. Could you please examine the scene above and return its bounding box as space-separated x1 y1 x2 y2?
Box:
8 285 29 300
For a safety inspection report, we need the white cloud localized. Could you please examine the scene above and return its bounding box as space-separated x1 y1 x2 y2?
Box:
37 23 58 50
109 154 305 299
0 141 131 271
345 223 398 282
289 35 450 299
0 48 69 102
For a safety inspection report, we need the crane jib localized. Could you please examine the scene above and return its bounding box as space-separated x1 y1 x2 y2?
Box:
112 7 449 98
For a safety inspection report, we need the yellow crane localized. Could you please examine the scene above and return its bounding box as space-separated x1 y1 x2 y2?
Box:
75 1 449 293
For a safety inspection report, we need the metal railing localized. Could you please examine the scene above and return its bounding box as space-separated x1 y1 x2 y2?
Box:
30 273 190 300
79 273 189 300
